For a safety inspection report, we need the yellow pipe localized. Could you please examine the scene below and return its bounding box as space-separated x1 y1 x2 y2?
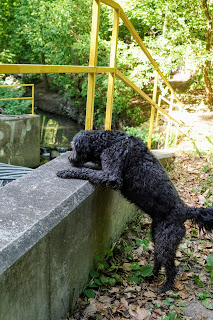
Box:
85 0 101 130
105 8 120 130
115 69 180 125
31 84 34 115
148 71 158 149
0 64 115 74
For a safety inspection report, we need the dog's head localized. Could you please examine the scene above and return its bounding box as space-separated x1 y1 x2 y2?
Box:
70 130 127 166
69 131 93 166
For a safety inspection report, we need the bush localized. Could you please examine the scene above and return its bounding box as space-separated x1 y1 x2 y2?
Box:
125 124 163 148
0 76 32 115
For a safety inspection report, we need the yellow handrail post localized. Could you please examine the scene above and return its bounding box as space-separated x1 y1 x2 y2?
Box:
155 95 162 127
148 71 158 149
165 93 174 149
174 103 182 146
85 0 100 130
31 84 34 115
105 8 119 130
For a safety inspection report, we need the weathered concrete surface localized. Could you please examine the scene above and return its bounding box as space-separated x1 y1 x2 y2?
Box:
152 149 175 168
0 153 136 320
0 114 40 168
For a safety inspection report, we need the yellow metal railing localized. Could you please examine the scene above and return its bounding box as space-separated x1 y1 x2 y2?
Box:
0 0 182 149
0 84 34 115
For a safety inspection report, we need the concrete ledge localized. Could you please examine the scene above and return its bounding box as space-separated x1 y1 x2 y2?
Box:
152 149 175 168
0 114 40 167
0 153 136 320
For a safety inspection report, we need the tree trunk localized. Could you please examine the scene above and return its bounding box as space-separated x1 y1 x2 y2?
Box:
201 0 213 106
41 53 49 91
203 66 213 105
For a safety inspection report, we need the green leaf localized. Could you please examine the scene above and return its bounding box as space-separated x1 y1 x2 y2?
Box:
100 276 109 284
89 269 99 278
109 264 117 271
201 298 213 309
140 265 153 277
108 278 116 286
104 248 113 257
206 255 213 267
85 289 95 299
163 297 175 306
94 278 102 286
124 246 134 252
191 228 198 237
127 275 141 284
193 274 204 287
199 291 211 300
130 262 140 271
136 238 144 246
98 263 105 270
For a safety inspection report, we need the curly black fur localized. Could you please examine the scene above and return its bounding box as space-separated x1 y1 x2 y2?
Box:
57 130 213 293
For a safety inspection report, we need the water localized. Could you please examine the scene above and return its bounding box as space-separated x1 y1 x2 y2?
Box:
38 110 82 148
37 110 83 161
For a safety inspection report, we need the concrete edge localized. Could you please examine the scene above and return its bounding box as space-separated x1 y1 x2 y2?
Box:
0 154 95 275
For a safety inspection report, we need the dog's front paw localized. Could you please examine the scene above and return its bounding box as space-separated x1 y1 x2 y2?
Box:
57 170 73 179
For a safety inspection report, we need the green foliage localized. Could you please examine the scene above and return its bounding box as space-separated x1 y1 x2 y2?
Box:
1 0 213 126
0 76 32 115
193 274 204 287
127 262 153 284
205 254 213 280
125 124 162 147
161 311 183 320
198 291 213 309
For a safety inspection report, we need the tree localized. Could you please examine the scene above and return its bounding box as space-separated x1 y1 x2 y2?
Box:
201 0 213 105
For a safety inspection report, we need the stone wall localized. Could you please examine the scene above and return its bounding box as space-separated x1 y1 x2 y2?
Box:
0 115 40 168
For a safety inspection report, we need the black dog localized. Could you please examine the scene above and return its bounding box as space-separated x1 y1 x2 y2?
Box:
57 130 213 293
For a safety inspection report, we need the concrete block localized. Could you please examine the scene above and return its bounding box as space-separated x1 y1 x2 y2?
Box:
0 115 40 168
152 149 175 168
0 153 136 320
0 237 49 320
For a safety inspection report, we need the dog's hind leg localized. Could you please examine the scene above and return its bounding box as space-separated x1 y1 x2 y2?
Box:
152 221 186 293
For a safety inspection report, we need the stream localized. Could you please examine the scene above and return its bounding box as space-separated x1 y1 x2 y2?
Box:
38 110 83 161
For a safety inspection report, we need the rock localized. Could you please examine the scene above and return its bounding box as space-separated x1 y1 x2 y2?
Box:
184 301 213 320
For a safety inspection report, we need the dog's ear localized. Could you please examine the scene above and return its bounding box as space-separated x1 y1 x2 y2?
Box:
74 134 90 153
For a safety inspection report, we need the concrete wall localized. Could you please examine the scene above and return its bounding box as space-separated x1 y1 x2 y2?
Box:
0 114 40 168
0 153 136 320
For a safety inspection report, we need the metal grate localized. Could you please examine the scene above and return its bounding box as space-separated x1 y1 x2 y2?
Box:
0 162 33 186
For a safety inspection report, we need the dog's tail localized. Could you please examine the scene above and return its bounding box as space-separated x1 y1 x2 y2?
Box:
186 205 213 232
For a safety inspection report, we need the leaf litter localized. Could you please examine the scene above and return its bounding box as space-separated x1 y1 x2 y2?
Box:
64 152 212 320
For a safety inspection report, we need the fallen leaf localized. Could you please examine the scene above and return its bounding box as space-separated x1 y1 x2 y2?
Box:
122 263 132 272
174 281 185 291
198 194 206 205
143 290 156 298
153 308 162 316
135 306 151 320
83 303 97 317
181 272 189 281
99 295 112 305
124 286 141 293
